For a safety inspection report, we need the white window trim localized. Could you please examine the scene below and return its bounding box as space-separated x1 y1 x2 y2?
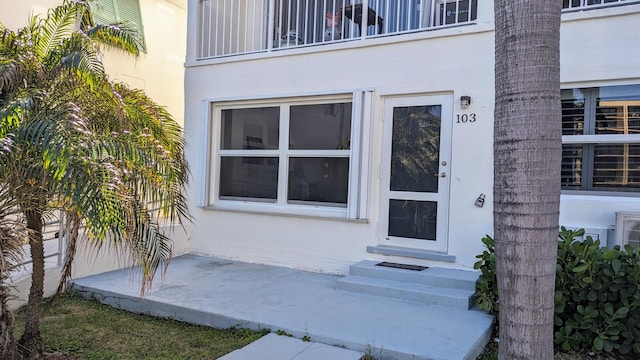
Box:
201 90 372 220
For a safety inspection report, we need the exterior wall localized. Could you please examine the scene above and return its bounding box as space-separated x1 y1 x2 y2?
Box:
101 0 187 125
1 0 189 308
0 0 186 125
184 1 640 274
184 1 496 274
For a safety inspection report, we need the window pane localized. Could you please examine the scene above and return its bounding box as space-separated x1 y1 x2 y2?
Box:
595 99 640 135
388 200 437 240
289 103 352 150
221 107 280 150
288 157 349 205
593 144 640 191
390 105 441 192
219 157 278 200
561 89 585 135
561 144 584 189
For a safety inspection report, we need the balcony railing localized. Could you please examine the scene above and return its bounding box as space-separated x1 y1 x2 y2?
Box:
563 0 638 10
197 0 478 59
11 212 65 282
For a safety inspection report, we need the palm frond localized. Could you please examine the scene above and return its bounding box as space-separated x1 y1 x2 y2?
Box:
85 23 143 56
0 0 190 307
34 0 83 60
0 187 27 275
127 204 172 294
53 210 81 298
0 62 18 99
53 34 106 89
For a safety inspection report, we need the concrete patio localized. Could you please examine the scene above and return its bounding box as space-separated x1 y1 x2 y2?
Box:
70 254 493 360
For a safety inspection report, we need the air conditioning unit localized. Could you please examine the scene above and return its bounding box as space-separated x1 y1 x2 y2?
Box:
614 212 640 249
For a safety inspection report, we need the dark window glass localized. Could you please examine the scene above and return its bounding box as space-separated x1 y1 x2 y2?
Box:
561 144 584 189
288 157 349 205
595 100 640 135
221 107 280 150
289 103 352 150
390 105 441 193
561 89 585 135
593 144 640 191
388 200 437 240
561 85 640 192
219 157 279 200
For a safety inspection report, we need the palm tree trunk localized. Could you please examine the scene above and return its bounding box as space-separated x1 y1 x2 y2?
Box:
494 1 561 359
53 211 80 298
18 210 45 359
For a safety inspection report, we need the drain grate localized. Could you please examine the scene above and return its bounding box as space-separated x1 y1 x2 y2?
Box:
375 261 428 271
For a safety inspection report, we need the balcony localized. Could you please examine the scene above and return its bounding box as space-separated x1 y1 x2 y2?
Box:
196 0 478 59
195 0 640 60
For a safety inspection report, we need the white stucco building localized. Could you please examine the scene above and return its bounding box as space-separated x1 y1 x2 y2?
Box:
183 0 640 275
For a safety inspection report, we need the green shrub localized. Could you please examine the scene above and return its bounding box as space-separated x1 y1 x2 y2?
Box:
474 227 640 356
474 235 499 317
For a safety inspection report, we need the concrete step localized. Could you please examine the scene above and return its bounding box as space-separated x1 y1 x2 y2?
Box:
336 275 476 309
336 260 479 309
348 260 479 291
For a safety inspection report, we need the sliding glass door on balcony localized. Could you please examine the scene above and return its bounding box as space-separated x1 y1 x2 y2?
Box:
197 0 478 59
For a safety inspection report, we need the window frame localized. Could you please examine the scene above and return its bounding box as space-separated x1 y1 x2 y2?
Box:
562 85 640 195
202 91 372 220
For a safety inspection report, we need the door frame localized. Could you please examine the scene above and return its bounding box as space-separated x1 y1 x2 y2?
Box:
379 94 453 253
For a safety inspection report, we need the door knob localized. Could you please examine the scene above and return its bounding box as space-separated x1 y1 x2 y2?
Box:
434 172 447 178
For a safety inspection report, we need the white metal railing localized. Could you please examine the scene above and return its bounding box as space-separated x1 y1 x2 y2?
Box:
562 0 639 10
10 213 65 281
197 0 478 59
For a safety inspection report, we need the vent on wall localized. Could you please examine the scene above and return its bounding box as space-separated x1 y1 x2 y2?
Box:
614 212 640 249
564 226 610 247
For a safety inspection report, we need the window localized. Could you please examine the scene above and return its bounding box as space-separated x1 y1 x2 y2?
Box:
562 85 640 193
207 93 372 219
90 0 146 51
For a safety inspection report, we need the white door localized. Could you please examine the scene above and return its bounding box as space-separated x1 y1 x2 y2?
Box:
380 95 452 252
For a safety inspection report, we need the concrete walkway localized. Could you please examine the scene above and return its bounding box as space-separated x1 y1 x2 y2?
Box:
219 333 363 360
70 254 493 360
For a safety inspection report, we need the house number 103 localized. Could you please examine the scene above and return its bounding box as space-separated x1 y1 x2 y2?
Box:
456 113 476 123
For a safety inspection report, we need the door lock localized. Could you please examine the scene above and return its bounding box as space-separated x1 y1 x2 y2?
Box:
434 172 447 178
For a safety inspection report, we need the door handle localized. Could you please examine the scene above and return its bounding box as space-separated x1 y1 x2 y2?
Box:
434 172 447 178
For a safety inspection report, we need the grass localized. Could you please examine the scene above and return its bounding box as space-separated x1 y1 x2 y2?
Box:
14 293 268 359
